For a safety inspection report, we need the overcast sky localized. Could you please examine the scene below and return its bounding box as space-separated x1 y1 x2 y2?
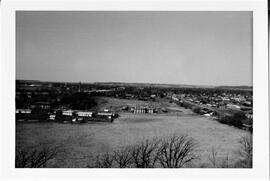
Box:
16 11 252 86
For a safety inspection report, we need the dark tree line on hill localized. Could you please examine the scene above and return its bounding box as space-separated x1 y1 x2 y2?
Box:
117 86 252 98
16 92 98 111
218 112 245 127
58 92 97 110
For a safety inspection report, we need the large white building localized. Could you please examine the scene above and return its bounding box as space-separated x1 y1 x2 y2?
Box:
16 109 31 114
77 111 93 117
62 110 73 116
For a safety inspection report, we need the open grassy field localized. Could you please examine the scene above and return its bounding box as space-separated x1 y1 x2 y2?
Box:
16 97 249 168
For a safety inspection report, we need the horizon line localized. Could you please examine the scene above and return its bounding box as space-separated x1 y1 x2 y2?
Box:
16 79 253 88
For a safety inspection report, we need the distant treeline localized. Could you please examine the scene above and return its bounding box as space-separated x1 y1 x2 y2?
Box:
58 92 97 110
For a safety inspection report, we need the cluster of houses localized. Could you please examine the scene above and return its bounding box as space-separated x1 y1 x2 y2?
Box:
171 92 253 119
57 109 117 123
16 109 31 114
16 80 253 124
172 93 252 108
131 106 156 114
122 105 158 114
16 108 117 123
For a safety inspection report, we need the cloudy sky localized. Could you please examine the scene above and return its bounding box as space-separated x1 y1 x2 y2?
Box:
16 11 252 86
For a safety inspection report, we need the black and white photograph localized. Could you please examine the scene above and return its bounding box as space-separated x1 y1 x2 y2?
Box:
1 0 269 180
15 11 253 168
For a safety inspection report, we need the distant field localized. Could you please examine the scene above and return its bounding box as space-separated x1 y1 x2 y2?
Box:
16 97 249 168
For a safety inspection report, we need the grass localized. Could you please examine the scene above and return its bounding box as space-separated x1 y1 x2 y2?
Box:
16 97 249 167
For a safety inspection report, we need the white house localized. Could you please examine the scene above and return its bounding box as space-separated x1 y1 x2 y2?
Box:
16 109 31 114
62 110 73 116
97 112 114 119
77 111 93 117
104 108 110 112
49 115 56 120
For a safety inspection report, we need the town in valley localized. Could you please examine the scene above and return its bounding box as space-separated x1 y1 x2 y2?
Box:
16 80 253 168
16 80 252 130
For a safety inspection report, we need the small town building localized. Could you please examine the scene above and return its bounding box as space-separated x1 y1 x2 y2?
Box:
96 112 114 119
30 102 51 110
104 108 110 112
62 110 73 116
147 108 154 113
77 111 93 117
49 114 56 120
16 109 31 114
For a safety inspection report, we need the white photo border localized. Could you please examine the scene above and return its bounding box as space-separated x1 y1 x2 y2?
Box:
1 0 269 180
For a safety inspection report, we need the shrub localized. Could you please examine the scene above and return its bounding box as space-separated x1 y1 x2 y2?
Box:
218 111 247 128
192 107 201 114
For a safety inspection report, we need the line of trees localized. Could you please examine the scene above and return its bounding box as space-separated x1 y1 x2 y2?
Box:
16 134 252 168
190 104 252 132
88 134 197 168
87 134 252 168
217 112 252 132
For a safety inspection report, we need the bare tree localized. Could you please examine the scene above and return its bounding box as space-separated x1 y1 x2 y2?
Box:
91 135 198 168
157 134 197 168
220 154 231 168
113 147 132 168
16 149 30 168
94 152 114 168
16 145 60 168
130 139 160 168
235 134 252 168
208 147 218 168
207 147 232 168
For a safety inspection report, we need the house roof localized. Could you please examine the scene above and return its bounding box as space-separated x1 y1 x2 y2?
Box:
97 112 114 116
